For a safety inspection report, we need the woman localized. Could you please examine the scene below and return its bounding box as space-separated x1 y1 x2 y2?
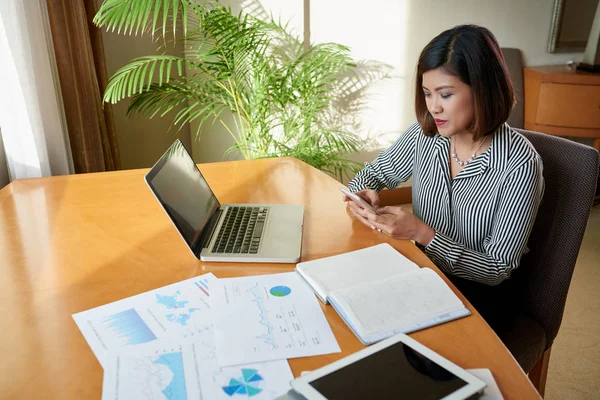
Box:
345 25 544 331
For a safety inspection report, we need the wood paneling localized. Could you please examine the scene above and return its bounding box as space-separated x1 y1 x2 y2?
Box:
524 66 600 151
536 84 600 128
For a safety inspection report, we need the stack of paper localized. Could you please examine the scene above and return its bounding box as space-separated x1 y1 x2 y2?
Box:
73 272 340 400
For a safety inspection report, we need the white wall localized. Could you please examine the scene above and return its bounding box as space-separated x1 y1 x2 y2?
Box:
99 1 192 169
0 129 9 190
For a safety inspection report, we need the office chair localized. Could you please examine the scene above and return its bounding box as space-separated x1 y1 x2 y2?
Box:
500 48 524 129
499 129 598 396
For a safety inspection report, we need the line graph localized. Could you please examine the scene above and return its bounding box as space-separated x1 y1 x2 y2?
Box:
246 283 277 350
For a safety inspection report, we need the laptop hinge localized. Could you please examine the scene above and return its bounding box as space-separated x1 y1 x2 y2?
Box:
193 208 222 257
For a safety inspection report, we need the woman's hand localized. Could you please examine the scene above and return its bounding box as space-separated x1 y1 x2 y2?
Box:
347 203 435 246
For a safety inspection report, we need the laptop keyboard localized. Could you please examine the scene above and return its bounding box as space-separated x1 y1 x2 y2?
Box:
211 206 269 254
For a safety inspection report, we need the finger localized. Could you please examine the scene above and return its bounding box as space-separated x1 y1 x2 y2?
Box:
354 190 375 206
347 202 365 219
361 191 380 207
347 201 360 214
370 192 381 208
357 207 387 229
348 202 380 230
363 210 389 225
376 206 404 216
368 218 389 234
359 207 380 222
352 208 377 229
348 201 372 218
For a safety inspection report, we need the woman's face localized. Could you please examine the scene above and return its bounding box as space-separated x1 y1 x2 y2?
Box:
422 68 474 137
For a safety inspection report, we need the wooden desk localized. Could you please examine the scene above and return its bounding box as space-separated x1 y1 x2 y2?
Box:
0 157 540 399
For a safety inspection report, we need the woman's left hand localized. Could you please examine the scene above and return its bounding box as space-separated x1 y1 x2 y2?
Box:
347 202 435 246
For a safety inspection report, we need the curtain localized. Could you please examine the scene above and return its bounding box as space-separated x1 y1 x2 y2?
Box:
0 129 9 189
46 0 121 173
0 0 73 181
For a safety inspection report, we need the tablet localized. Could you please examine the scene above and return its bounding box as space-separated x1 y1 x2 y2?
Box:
291 333 486 400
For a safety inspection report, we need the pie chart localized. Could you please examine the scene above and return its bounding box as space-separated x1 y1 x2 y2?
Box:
222 368 264 397
269 285 291 297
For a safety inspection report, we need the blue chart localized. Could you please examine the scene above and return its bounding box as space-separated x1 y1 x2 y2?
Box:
104 309 157 345
153 352 188 400
222 369 264 397
156 291 201 327
195 278 210 297
156 291 188 309
269 286 291 297
165 308 200 326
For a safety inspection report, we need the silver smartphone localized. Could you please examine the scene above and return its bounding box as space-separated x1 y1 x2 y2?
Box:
340 187 379 214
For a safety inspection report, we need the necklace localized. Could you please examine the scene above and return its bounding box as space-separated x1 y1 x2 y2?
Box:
451 136 486 167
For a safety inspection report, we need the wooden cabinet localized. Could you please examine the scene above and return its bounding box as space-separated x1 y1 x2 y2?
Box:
524 65 600 151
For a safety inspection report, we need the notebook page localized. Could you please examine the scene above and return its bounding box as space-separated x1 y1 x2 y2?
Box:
330 268 465 339
295 243 419 302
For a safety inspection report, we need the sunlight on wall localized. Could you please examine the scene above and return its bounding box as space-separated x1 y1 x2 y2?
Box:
311 0 411 160
241 0 303 37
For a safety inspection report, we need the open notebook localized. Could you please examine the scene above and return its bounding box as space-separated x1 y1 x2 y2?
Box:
295 244 471 345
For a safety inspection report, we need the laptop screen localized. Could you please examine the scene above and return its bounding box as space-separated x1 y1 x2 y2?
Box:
145 140 221 253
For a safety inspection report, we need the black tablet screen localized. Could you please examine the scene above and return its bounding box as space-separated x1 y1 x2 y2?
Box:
309 342 468 399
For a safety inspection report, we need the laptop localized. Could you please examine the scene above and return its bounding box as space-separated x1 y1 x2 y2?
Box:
144 139 304 263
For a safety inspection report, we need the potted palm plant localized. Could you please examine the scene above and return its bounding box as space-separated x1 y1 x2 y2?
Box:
95 0 385 180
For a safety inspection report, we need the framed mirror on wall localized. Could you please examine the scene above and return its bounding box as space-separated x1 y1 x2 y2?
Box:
548 0 600 53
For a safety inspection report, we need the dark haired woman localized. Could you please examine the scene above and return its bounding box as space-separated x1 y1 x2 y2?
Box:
344 25 544 331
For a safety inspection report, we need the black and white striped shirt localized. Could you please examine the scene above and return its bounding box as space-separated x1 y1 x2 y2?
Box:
348 122 544 286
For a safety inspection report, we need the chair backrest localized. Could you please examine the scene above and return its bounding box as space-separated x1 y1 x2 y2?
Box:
501 47 524 129
515 129 598 348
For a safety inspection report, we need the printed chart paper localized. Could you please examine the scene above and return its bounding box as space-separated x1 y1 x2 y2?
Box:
73 273 216 367
197 335 294 400
102 342 202 400
211 272 340 366
102 339 294 400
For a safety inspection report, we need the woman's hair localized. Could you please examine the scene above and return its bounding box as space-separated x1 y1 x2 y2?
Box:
415 25 515 140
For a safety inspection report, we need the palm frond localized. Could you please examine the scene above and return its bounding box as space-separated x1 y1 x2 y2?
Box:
104 55 202 104
94 0 189 38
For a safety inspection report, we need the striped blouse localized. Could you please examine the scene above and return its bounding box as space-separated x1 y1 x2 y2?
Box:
348 122 544 286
